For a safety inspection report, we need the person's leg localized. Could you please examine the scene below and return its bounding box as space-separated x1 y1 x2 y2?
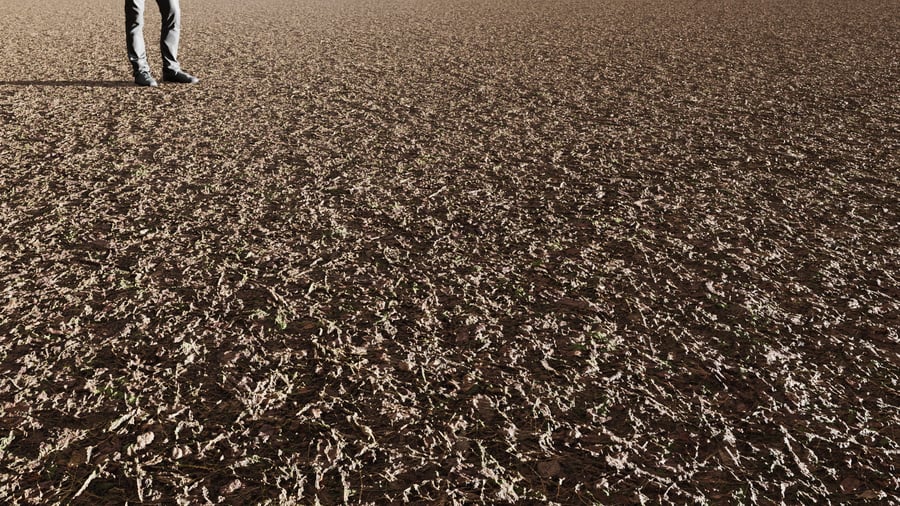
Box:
157 0 198 83
125 0 149 75
156 0 181 72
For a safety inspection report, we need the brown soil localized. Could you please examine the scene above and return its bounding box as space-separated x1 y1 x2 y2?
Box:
1 0 898 503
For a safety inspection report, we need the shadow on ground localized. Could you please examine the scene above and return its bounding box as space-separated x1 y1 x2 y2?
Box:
0 80 133 88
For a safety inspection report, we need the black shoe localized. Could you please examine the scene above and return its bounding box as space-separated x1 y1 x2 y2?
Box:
162 70 199 84
134 70 158 87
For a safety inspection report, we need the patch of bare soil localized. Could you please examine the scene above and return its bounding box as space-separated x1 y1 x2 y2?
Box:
1 0 898 503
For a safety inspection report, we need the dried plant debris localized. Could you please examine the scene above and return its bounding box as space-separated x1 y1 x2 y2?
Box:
1 0 898 504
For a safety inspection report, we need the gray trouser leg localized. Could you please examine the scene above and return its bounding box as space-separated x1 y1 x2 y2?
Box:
125 0 181 74
157 0 182 72
125 0 149 74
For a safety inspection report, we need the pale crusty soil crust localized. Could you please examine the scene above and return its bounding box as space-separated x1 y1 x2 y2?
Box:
0 0 898 503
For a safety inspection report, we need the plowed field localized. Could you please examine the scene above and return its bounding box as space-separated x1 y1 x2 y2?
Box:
1 0 898 503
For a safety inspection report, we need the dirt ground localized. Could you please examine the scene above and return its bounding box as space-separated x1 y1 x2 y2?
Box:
0 0 898 503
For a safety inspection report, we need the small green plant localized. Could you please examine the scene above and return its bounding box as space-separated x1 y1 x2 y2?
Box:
275 309 289 330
